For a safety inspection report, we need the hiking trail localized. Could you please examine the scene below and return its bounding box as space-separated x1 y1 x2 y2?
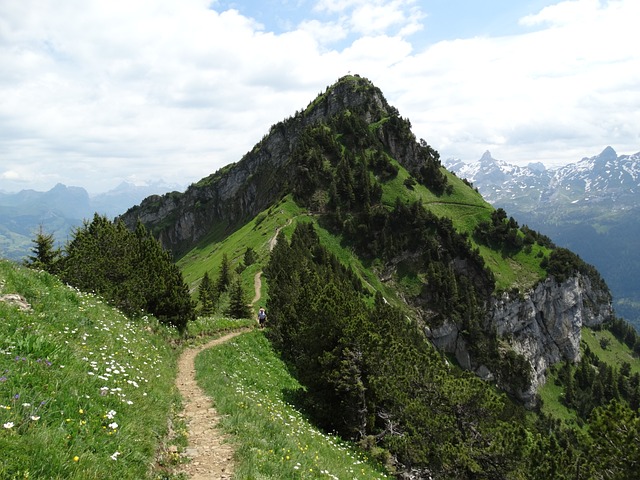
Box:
174 217 291 478
251 217 292 308
175 330 248 479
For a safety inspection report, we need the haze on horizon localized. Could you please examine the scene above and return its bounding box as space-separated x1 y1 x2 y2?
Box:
0 0 638 194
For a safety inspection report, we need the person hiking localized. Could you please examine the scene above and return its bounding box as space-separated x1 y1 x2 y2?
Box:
257 307 267 328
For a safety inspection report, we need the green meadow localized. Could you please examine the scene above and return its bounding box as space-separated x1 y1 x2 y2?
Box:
0 259 389 479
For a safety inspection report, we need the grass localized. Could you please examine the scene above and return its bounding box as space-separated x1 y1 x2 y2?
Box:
537 368 579 424
538 327 640 422
0 260 181 479
183 316 256 344
177 196 304 310
581 327 640 374
196 330 391 479
376 164 547 292
0 257 388 479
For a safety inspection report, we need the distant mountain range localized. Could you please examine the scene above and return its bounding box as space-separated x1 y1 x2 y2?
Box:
444 146 640 328
0 181 183 261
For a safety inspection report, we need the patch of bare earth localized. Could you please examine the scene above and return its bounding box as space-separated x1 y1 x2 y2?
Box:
175 330 248 479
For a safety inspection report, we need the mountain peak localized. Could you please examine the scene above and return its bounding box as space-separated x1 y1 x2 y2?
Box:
307 74 391 123
480 150 495 163
599 146 617 160
527 162 546 172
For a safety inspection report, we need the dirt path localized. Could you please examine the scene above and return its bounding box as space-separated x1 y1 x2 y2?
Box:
251 272 262 307
251 217 291 309
173 217 291 478
175 330 248 479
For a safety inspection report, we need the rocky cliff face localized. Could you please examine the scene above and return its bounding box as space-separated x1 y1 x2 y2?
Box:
121 74 615 406
428 273 613 406
120 75 409 254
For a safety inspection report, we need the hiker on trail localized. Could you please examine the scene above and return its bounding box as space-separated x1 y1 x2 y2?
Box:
257 307 267 328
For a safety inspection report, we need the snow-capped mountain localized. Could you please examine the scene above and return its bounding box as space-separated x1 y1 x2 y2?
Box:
549 146 640 203
447 151 552 209
445 147 640 214
444 146 640 329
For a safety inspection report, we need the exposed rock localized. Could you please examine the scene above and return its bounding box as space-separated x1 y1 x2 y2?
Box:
0 293 32 312
119 75 424 256
428 273 613 407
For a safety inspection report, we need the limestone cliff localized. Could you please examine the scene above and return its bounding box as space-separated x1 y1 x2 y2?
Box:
428 273 613 406
120 75 414 255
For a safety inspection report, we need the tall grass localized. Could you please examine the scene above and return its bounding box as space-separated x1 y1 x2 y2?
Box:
196 331 390 479
0 260 180 479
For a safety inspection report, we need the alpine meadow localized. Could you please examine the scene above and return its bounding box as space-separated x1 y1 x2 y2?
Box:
2 75 639 479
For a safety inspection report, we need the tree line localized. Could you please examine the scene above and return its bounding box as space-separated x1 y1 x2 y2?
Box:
25 215 195 330
265 221 640 479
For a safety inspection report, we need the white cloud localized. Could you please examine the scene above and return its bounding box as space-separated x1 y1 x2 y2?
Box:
519 0 602 27
0 0 638 194
383 0 640 165
298 19 348 45
313 0 423 38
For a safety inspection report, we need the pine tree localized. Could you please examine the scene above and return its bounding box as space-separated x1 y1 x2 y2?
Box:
61 215 195 330
216 253 231 293
243 247 257 266
25 226 61 274
226 276 251 319
198 271 217 316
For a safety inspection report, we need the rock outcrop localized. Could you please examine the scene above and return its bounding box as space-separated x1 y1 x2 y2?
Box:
119 75 401 254
428 272 613 406
120 74 616 407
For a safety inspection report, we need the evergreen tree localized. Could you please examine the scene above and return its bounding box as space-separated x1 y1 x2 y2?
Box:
226 276 251 319
216 253 231 293
61 215 195 330
587 401 640 479
198 272 217 316
243 247 257 266
24 226 61 274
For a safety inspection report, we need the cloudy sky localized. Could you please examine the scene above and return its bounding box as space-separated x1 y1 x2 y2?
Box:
1 0 638 194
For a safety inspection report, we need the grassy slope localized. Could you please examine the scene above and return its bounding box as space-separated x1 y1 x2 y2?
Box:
538 327 640 422
196 330 390 479
0 258 390 478
178 163 550 314
380 164 549 291
0 260 180 479
177 197 305 313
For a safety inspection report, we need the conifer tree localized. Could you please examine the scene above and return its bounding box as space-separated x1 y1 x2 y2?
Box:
61 215 195 330
243 247 256 266
25 226 61 274
216 253 231 293
226 276 251 319
198 271 217 316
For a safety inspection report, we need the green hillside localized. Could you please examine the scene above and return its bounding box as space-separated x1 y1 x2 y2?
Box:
1 260 401 479
168 75 638 478
9 74 638 479
196 331 391 478
0 260 179 479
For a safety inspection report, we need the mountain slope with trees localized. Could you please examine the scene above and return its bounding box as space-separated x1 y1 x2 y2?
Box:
117 74 639 478
444 148 640 329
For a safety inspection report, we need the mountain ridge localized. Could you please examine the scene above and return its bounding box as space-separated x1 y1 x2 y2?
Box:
0 181 183 261
443 146 640 328
121 74 613 408
10 74 639 479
